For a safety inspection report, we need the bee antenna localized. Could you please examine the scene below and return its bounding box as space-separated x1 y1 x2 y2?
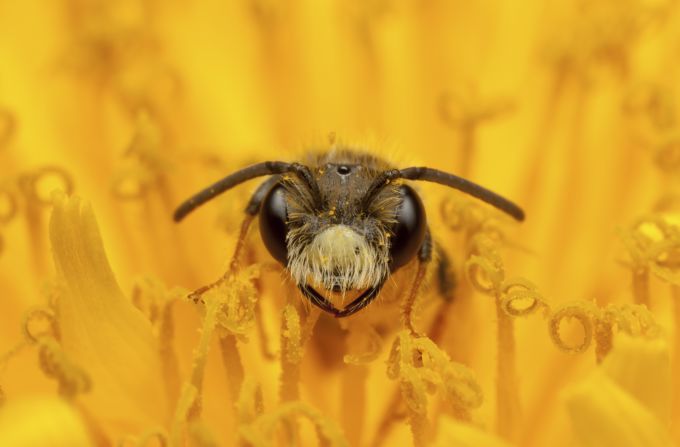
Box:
362 167 524 221
399 167 525 221
174 161 296 222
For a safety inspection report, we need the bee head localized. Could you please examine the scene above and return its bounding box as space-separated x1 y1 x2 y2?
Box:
259 162 427 294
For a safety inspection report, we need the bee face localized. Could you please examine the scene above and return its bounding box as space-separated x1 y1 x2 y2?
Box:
259 156 427 297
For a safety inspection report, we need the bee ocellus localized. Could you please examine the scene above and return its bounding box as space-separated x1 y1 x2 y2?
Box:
174 149 524 317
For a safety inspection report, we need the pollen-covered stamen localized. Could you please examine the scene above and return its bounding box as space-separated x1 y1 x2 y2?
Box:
288 224 389 292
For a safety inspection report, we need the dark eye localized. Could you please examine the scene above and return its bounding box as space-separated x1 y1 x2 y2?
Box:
389 185 427 270
259 183 288 265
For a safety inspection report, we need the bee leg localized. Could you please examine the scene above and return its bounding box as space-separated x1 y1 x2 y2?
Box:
188 177 279 303
434 244 456 302
401 228 433 336
427 244 458 343
228 176 281 269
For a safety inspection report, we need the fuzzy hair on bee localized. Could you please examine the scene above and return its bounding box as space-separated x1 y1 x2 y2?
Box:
283 152 400 295
174 148 524 317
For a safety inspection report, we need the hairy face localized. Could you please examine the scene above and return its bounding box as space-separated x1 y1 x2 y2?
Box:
287 221 392 292
282 157 401 293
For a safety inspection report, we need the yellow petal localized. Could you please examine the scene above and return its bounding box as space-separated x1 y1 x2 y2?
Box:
565 372 672 447
0 397 92 447
433 417 513 447
49 195 166 426
601 334 671 425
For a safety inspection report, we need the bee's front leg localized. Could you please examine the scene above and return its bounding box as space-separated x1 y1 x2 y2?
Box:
425 244 458 343
188 177 279 303
432 242 457 303
401 228 433 336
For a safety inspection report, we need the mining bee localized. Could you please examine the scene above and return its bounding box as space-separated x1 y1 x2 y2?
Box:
174 149 524 317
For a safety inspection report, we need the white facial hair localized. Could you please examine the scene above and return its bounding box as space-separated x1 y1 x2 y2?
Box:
287 225 388 293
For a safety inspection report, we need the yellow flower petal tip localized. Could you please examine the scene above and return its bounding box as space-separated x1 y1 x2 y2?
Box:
433 417 512 447
0 397 92 447
601 334 671 425
565 335 672 447
566 372 672 447
49 194 166 425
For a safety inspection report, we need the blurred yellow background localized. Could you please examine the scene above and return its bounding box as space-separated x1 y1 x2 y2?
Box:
0 0 679 446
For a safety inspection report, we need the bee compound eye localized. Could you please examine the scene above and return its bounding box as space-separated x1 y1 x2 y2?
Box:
389 185 427 270
259 184 289 265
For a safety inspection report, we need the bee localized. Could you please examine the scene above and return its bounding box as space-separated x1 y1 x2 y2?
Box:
174 149 524 317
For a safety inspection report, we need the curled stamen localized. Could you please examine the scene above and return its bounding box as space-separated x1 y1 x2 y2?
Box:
593 319 613 363
438 88 514 178
480 220 506 246
441 90 515 127
602 303 660 339
23 307 60 343
541 0 667 77
500 279 549 317
21 166 75 206
115 111 176 214
386 331 483 445
41 280 63 310
549 299 662 362
37 338 91 399
111 167 151 201
440 198 488 234
621 214 680 305
171 250 261 444
465 254 504 295
238 401 349 447
215 265 261 338
439 197 466 231
548 302 596 353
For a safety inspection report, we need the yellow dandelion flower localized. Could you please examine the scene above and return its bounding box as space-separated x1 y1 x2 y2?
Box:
1 1 680 447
